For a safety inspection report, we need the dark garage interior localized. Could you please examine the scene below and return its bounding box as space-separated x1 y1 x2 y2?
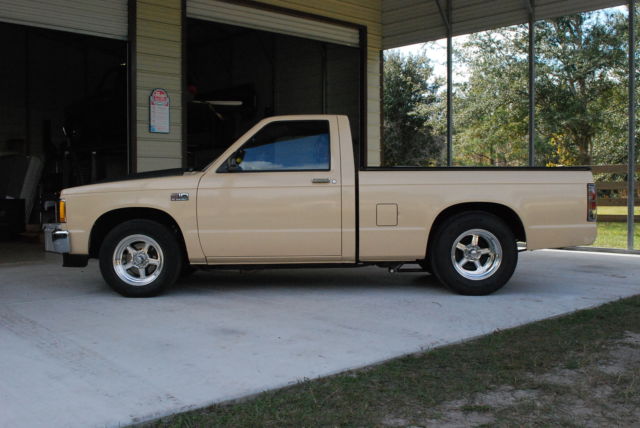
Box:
186 18 361 170
0 22 127 241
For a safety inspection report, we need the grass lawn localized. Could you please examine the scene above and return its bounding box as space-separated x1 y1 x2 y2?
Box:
142 296 640 428
597 206 640 216
592 222 640 250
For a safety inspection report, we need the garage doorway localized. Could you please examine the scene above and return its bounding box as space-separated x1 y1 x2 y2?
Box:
0 22 127 243
186 18 362 170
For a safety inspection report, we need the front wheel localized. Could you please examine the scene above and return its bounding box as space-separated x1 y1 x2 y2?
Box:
429 212 517 296
99 219 182 297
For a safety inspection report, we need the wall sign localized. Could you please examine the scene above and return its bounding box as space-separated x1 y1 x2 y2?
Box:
149 88 170 133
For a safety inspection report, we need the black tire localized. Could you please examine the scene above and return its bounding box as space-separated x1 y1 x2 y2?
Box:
99 219 182 297
418 258 432 273
180 264 197 278
429 211 517 296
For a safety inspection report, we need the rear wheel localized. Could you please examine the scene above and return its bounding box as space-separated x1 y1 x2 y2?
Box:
99 219 182 297
429 212 517 295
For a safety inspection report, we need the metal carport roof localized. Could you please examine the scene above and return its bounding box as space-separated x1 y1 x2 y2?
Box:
382 0 627 49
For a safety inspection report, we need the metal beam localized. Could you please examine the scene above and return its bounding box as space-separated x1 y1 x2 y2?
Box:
527 0 536 166
628 0 636 250
434 0 451 32
446 0 453 166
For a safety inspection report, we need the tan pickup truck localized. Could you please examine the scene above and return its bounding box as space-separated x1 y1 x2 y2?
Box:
44 115 597 297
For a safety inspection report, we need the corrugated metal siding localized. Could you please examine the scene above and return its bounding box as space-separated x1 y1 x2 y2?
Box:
366 55 381 166
537 0 625 20
188 0 360 47
382 0 626 49
253 0 382 47
135 0 183 172
0 0 127 40
257 0 383 165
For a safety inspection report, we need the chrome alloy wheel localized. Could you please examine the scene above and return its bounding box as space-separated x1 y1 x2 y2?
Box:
113 234 164 286
450 228 502 281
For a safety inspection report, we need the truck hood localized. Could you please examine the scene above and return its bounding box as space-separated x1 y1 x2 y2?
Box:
61 169 204 196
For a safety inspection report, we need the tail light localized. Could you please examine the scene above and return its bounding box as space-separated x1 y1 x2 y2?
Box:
58 199 67 223
587 183 597 222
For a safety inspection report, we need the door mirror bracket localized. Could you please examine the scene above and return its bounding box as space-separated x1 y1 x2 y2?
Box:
217 150 243 173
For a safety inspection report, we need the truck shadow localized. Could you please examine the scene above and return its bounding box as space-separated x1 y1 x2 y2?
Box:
172 266 446 295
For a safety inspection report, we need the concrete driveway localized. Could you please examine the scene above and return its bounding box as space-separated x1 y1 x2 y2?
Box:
1 249 639 428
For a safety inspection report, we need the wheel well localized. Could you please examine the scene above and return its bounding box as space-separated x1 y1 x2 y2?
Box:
426 203 526 257
89 208 188 259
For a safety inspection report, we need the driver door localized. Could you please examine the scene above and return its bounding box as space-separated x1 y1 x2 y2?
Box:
196 117 343 263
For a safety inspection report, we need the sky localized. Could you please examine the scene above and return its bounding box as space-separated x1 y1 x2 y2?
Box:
393 36 467 81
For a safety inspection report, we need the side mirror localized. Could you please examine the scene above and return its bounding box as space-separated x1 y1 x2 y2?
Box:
226 149 245 172
227 157 240 172
216 149 246 173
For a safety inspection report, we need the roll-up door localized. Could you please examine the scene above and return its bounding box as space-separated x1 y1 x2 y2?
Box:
0 0 127 40
274 36 323 115
187 0 360 47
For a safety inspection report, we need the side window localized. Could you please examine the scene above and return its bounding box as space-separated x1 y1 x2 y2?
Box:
222 120 330 172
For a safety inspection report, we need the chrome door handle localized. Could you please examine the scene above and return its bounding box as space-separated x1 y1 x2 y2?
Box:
312 178 331 184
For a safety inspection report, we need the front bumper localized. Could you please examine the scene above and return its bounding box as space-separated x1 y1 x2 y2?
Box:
43 223 70 253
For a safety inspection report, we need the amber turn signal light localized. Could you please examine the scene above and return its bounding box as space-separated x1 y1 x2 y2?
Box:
58 199 67 223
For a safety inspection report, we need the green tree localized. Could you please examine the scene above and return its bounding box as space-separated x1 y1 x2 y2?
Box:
383 8 631 168
535 10 628 166
453 25 530 166
452 10 628 167
382 51 445 166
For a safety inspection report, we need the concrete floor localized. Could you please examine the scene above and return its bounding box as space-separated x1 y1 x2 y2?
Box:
0 248 639 428
0 238 47 265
